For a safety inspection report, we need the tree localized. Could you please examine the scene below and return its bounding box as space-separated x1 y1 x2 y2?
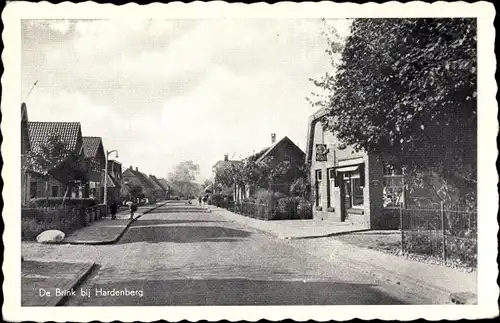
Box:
202 179 214 190
23 133 86 205
167 161 200 197
310 18 477 208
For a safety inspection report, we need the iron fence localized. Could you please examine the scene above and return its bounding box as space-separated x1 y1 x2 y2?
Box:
231 201 271 220
398 203 477 267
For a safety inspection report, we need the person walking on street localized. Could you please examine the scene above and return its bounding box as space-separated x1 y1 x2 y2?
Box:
110 201 118 220
198 196 202 205
126 199 138 220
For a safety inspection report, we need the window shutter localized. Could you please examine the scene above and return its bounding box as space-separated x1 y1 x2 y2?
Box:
335 170 340 187
359 164 365 187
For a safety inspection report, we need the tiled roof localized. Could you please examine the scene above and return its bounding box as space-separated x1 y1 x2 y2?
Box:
100 172 120 188
82 137 103 158
157 178 170 191
249 136 305 163
149 175 166 191
28 121 81 153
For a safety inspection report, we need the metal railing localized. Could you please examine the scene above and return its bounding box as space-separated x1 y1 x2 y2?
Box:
399 202 477 267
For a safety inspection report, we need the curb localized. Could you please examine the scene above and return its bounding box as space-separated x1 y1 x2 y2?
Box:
56 262 95 306
209 205 370 240
64 201 168 245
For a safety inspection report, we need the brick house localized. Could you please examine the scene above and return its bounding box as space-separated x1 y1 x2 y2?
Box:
305 108 386 229
149 175 168 200
156 178 171 199
22 103 87 204
105 159 123 203
122 166 156 202
215 134 305 202
82 136 106 201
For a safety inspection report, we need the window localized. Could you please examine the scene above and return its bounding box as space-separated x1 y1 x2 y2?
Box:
51 186 58 197
29 182 37 198
315 170 322 207
383 165 405 208
341 166 364 209
327 168 335 208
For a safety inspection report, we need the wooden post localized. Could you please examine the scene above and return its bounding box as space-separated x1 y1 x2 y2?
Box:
400 203 404 253
440 201 447 262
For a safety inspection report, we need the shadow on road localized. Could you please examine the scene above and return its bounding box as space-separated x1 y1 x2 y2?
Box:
118 222 252 244
148 207 208 214
69 278 409 306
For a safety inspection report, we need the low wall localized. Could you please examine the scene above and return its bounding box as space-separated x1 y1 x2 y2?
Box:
22 207 86 241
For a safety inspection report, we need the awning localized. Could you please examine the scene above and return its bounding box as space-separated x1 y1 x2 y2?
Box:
336 165 359 173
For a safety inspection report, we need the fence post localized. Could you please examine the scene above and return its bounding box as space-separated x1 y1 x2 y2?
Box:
400 204 404 253
440 201 447 263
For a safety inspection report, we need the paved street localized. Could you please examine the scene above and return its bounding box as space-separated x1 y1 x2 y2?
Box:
22 202 428 306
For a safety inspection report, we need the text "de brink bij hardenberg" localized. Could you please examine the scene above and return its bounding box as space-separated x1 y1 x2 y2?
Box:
39 288 144 298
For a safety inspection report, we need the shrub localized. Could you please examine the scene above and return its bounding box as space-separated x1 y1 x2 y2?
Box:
297 198 313 219
29 197 97 208
21 206 87 241
255 190 273 204
208 193 227 207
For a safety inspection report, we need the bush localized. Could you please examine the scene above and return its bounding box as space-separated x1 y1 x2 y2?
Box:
21 206 86 240
29 197 97 208
208 193 228 207
255 190 273 204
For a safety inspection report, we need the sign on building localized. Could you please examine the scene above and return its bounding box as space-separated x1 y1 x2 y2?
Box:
315 144 328 161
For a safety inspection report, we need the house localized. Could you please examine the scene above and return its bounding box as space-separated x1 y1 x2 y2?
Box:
82 136 106 201
149 175 168 199
214 134 306 202
305 107 388 229
105 159 123 204
156 178 171 199
22 102 87 204
212 154 242 198
122 166 156 202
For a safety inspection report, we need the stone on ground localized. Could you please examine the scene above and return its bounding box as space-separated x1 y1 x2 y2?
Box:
36 230 65 244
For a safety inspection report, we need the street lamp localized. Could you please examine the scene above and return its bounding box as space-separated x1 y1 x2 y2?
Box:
104 149 119 206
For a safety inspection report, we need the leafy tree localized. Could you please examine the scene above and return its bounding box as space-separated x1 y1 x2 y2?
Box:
310 18 477 208
202 179 214 190
23 133 86 205
167 161 200 197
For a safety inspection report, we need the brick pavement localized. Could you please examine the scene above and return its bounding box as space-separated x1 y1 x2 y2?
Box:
63 201 167 245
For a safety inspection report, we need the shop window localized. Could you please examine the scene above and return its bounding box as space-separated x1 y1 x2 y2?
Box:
341 166 364 209
51 186 58 197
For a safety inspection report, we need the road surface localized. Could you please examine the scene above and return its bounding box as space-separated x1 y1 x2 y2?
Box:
22 202 428 305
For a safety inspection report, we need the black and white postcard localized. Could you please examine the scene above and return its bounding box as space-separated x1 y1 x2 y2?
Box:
2 1 498 321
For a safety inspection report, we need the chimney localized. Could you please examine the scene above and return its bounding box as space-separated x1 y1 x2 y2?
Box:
135 167 139 172
271 133 276 144
224 154 229 161
129 165 133 170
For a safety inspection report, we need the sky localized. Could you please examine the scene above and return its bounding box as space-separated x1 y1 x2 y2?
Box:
21 19 351 182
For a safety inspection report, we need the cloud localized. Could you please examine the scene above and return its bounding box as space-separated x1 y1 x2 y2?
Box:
22 19 349 181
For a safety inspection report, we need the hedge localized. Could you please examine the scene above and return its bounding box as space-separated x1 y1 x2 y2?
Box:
28 197 97 208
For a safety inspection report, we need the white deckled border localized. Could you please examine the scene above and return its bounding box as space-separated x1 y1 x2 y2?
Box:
2 1 497 322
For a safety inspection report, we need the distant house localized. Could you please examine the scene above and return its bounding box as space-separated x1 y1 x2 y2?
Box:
156 178 170 199
306 107 389 229
212 154 242 198
105 159 123 204
82 136 106 201
213 134 306 202
22 102 87 204
149 175 168 199
122 166 156 202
